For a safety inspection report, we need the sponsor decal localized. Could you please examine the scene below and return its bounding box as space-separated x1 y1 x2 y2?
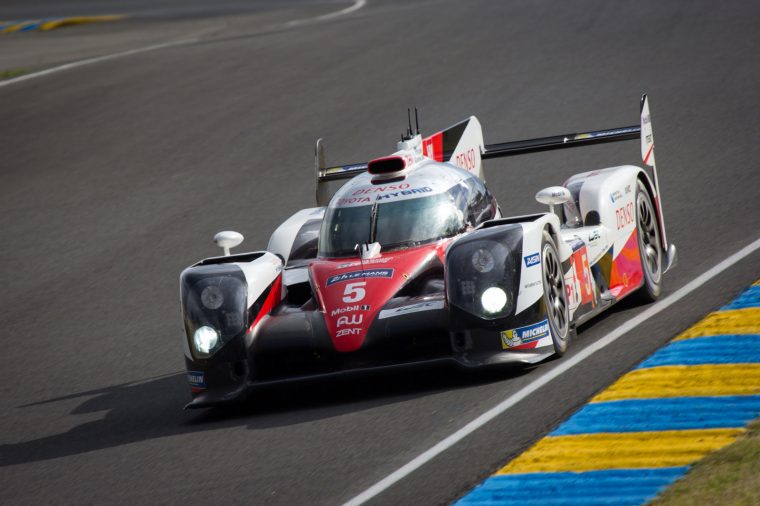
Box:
455 148 477 171
565 268 581 312
609 190 623 204
376 187 432 201
524 253 541 267
565 235 585 252
330 304 370 317
616 203 634 230
625 184 632 194
522 280 541 289
327 268 394 286
336 187 433 206
378 300 445 319
187 371 206 389
337 314 363 327
501 319 550 349
353 183 411 195
365 257 392 264
336 328 361 337
588 229 601 243
336 196 371 205
338 257 392 269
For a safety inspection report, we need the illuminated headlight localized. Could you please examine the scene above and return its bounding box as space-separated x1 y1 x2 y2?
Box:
193 326 220 356
471 248 495 273
481 287 507 314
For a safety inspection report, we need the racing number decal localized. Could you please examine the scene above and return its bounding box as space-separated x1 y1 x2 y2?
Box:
579 249 594 305
343 282 366 303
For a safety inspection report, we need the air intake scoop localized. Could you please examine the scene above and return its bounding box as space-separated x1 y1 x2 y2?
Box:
368 155 408 181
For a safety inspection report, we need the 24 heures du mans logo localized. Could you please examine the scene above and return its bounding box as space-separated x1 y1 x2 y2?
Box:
326 268 394 286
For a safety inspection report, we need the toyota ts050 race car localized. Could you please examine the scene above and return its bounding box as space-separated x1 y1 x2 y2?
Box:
179 95 677 408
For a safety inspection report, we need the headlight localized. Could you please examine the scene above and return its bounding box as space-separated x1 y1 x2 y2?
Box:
193 326 220 356
481 287 507 313
445 228 521 320
472 248 495 273
201 285 224 310
181 268 249 360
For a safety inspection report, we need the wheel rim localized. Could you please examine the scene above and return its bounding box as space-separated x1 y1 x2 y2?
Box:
637 191 662 283
542 243 569 340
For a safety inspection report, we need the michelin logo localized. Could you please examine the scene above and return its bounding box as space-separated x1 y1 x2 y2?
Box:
524 253 540 267
501 319 550 349
187 371 206 389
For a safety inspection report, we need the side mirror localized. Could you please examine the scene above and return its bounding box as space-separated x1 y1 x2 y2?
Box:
535 186 572 214
214 231 244 256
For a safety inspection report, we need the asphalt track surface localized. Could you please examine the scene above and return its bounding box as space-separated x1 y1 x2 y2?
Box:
1 0 759 504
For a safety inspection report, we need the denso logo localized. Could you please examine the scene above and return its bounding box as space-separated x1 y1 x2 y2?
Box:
524 253 540 267
616 203 634 230
337 314 363 327
455 148 477 171
353 183 411 195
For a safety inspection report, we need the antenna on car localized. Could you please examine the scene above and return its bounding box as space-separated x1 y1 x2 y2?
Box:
414 107 420 135
407 108 413 138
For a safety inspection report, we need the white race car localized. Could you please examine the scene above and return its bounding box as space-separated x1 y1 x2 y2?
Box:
179 95 676 408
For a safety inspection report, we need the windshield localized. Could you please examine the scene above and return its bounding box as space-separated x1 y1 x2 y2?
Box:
319 192 465 257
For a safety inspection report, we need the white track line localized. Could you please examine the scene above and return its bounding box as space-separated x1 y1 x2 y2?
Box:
0 0 368 88
0 39 199 88
286 0 367 27
343 236 760 506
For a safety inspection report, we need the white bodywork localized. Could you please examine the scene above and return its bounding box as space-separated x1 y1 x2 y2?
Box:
235 252 283 307
267 207 325 264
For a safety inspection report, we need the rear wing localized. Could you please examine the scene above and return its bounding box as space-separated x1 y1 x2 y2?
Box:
314 94 669 248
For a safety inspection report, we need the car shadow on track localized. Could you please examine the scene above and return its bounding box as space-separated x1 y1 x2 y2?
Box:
0 364 530 468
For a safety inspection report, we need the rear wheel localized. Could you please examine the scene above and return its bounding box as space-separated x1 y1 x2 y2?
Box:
541 231 574 356
634 180 663 302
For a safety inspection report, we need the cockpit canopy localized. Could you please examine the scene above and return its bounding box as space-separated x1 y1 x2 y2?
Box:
318 162 497 258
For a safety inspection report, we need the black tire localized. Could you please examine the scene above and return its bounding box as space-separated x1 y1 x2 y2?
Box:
540 231 575 356
633 179 663 303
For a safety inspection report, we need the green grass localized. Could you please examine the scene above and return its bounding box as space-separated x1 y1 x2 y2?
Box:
0 68 32 79
649 419 760 505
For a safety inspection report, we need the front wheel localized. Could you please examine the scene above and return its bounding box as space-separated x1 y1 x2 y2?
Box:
634 180 663 303
541 231 575 356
